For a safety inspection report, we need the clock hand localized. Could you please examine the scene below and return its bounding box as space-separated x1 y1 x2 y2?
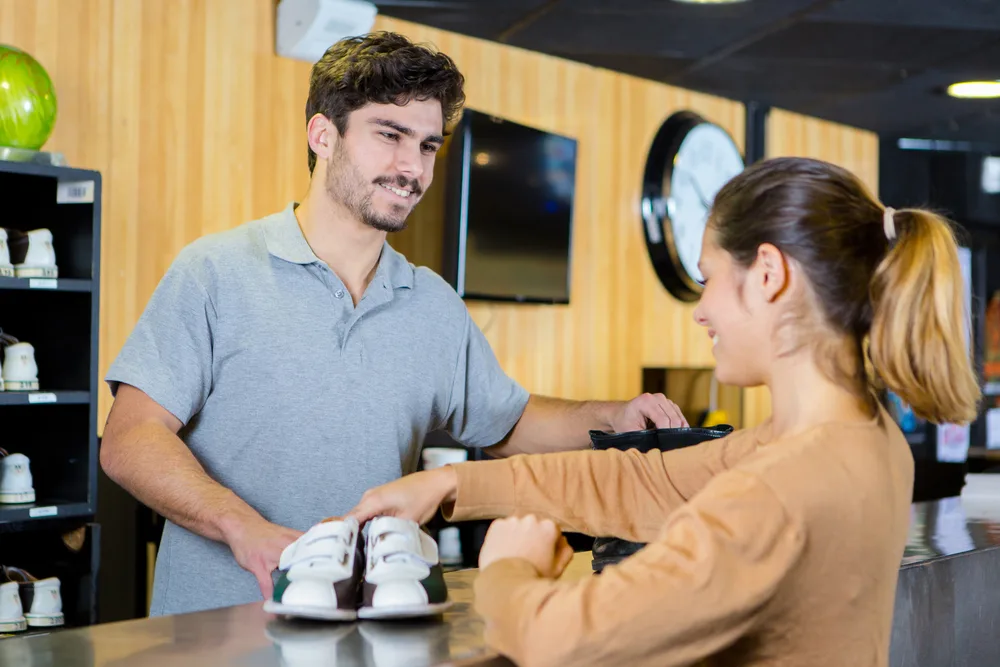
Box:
679 169 712 210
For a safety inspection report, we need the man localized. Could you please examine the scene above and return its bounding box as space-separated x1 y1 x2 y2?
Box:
100 31 687 617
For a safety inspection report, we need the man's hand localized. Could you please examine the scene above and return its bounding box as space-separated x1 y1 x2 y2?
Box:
223 517 304 600
478 515 575 579
348 467 458 526
609 392 688 432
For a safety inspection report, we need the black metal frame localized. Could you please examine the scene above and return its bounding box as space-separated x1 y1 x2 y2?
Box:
0 159 102 630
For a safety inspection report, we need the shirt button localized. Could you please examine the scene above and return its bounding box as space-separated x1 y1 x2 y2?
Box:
334 289 345 299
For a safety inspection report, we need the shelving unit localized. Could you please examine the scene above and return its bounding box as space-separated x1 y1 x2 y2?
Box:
0 159 102 634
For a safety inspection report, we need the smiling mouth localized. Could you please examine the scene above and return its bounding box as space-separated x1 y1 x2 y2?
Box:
708 330 718 346
379 183 414 199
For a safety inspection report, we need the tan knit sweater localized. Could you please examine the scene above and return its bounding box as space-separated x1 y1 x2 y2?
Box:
444 410 914 667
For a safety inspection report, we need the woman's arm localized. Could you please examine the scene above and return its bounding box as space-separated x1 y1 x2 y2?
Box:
472 471 805 667
444 429 756 542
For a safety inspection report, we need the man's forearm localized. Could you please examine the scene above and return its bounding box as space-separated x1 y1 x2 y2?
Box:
486 394 621 458
101 419 263 544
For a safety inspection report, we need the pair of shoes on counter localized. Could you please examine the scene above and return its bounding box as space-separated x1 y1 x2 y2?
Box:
0 331 39 392
0 228 57 279
264 516 452 622
0 566 64 632
0 449 35 505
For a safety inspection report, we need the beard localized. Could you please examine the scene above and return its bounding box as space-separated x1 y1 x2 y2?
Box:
324 142 422 233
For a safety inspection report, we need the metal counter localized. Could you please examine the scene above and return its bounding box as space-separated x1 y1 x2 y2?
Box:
0 552 599 667
2 497 1000 667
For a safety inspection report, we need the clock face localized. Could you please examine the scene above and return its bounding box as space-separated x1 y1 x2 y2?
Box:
666 123 745 285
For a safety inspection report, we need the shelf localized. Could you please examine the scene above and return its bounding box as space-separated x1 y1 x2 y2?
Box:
0 391 89 406
0 500 91 525
0 626 69 640
0 277 92 292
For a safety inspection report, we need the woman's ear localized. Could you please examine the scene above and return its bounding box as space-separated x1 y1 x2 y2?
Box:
753 243 790 303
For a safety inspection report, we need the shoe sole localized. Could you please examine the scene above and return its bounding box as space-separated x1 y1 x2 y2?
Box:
0 490 35 504
357 600 453 620
0 618 27 632
13 266 57 279
262 600 357 621
25 613 63 627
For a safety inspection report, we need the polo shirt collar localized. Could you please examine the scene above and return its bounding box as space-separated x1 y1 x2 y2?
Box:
264 202 414 290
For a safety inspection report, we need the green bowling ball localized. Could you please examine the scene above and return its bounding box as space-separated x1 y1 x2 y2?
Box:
0 44 57 151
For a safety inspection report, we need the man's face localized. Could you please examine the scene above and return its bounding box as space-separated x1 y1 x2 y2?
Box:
324 99 444 232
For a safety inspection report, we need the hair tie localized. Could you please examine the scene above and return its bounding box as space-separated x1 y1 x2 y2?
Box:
883 207 896 241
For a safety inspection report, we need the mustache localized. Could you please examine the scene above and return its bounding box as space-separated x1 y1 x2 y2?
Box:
373 174 422 197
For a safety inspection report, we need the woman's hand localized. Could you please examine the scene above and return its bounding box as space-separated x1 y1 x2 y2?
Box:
478 514 575 579
348 466 458 526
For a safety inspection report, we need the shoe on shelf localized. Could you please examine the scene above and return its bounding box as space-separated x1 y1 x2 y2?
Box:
1 567 63 628
0 229 13 278
7 228 58 279
358 516 452 620
0 581 27 633
264 516 364 621
0 334 39 392
0 450 35 504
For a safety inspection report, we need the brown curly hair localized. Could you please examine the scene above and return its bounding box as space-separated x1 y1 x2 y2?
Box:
305 31 466 173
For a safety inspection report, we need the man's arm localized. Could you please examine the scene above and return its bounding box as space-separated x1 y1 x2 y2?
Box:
484 393 688 458
100 384 301 598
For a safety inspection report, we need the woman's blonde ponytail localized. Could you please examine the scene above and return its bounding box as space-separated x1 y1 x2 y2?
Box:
869 209 981 424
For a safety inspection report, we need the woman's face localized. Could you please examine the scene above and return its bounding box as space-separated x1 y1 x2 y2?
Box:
692 229 774 387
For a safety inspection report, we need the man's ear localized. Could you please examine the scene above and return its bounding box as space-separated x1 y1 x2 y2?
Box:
753 243 790 303
306 113 337 162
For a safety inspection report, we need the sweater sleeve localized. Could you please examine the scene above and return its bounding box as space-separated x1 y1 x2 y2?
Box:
472 470 805 667
443 430 757 542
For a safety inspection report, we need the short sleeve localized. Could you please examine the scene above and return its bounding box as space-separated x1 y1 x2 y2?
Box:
443 312 530 448
105 247 216 425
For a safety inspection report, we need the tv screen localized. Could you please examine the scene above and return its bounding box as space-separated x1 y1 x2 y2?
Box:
442 110 577 303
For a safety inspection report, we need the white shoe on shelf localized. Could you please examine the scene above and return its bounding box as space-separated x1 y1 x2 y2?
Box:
0 581 27 633
10 228 58 279
0 451 35 504
1 341 39 392
0 229 14 278
1 567 63 628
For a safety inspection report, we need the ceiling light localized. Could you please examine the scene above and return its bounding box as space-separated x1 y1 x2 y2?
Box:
947 81 1000 99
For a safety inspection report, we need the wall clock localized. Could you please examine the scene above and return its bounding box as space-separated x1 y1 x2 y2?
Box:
641 110 745 302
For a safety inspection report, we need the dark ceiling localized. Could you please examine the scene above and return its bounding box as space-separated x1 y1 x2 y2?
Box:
375 0 1000 148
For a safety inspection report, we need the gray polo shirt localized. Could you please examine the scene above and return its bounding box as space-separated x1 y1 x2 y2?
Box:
105 203 529 616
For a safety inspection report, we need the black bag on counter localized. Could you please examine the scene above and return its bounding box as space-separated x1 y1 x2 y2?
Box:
589 424 735 573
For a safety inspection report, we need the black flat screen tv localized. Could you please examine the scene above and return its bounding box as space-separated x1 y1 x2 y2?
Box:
441 109 577 304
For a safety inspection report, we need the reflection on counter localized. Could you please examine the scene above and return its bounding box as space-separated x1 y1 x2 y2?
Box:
265 619 455 667
902 480 1000 567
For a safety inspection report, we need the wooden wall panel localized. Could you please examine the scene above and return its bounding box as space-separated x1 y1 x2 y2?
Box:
1 1 876 430
767 108 879 192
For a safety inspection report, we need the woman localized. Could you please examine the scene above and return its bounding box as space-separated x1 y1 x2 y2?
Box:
348 157 980 667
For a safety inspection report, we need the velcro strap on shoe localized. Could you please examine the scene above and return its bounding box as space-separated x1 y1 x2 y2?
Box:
365 517 440 583
280 518 358 578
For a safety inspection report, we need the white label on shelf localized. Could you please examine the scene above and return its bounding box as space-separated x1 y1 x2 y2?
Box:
28 506 58 518
57 180 95 204
28 393 57 404
29 278 58 289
